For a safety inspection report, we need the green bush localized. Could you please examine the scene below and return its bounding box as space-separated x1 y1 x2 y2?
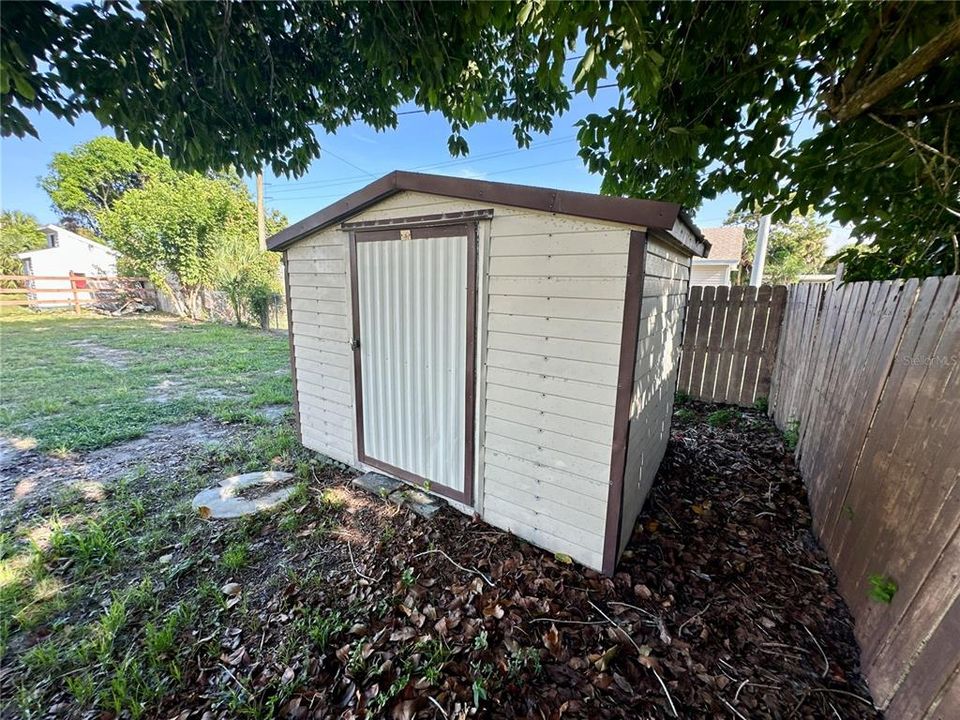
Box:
246 283 273 329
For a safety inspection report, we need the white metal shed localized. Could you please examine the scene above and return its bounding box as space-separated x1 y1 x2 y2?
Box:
268 171 707 573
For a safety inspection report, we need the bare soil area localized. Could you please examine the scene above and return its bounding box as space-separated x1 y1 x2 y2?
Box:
1 418 236 527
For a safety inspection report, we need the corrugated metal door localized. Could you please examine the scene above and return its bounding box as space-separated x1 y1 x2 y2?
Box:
351 224 476 504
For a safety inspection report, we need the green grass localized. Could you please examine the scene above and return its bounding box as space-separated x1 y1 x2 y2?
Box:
0 312 368 719
1 421 337 719
868 574 898 604
784 418 801 451
706 408 739 427
0 312 291 451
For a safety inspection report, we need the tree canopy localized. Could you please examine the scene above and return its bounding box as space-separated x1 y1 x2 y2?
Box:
0 210 45 276
100 171 283 320
3 1 958 279
41 136 176 233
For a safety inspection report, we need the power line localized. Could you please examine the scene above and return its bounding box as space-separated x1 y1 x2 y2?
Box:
320 148 377 178
266 134 578 194
265 156 582 203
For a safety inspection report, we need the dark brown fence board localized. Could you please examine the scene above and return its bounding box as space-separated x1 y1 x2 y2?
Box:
768 275 960 715
755 285 786 401
679 286 703 393
702 285 728 401
715 286 739 401
879 556 960 719
689 285 716 398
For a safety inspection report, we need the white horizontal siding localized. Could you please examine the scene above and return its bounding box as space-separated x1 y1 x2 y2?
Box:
285 226 354 466
285 191 648 571
477 209 630 570
619 235 692 552
690 261 733 287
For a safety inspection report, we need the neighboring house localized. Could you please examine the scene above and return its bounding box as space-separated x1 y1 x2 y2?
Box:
267 170 708 573
16 225 120 308
690 226 745 287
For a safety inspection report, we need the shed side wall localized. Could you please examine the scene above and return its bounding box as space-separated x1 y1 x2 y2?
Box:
284 225 355 464
619 236 692 552
482 216 630 572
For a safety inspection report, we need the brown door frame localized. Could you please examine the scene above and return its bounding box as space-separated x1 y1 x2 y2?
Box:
348 220 477 505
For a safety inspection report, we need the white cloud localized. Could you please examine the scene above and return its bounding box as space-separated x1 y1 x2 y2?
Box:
450 167 488 180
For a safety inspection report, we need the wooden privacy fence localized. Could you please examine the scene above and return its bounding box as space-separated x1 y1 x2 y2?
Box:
0 274 154 312
678 285 787 405
769 277 960 717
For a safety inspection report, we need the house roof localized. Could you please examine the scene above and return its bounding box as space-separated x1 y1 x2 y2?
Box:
701 226 745 261
267 171 707 256
17 225 119 258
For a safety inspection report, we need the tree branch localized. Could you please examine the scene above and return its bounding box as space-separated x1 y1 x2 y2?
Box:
832 18 960 124
837 2 899 104
867 112 959 165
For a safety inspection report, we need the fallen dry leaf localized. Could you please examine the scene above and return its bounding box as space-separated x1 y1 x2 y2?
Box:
542 624 562 659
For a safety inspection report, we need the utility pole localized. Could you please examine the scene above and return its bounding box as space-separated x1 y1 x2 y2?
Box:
256 171 266 252
747 135 784 287
749 212 772 286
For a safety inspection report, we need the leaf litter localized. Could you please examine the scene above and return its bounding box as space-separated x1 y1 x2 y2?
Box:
5 404 880 719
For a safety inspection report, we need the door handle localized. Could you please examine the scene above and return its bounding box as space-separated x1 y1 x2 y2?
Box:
351 338 361 351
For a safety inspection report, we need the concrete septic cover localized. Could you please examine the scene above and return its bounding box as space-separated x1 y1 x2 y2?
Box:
192 470 296 519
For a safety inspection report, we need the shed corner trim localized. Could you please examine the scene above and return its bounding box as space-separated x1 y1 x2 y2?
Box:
601 229 648 576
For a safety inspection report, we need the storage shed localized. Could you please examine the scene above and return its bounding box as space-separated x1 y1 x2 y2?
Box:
268 171 707 573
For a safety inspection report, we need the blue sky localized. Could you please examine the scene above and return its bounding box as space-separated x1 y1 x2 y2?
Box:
1 89 848 249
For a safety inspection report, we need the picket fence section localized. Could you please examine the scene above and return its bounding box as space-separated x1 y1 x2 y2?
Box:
769 277 960 717
678 285 787 406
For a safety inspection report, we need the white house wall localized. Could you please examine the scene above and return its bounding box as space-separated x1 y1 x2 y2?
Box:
690 261 734 287
20 231 118 306
619 236 691 552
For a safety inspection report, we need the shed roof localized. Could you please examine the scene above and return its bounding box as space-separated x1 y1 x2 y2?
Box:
701 226 745 262
267 171 706 256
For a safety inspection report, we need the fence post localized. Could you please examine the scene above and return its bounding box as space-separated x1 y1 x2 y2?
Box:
69 272 81 313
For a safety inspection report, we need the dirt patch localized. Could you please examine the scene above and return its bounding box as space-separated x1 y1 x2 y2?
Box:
66 339 137 369
259 404 288 423
146 380 246 405
0 418 238 526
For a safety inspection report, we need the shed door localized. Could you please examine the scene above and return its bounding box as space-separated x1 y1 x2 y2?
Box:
351 224 476 504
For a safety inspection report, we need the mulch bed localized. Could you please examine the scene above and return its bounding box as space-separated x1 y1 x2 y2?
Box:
162 404 880 719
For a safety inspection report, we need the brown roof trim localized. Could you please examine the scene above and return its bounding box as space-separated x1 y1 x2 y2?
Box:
267 170 706 256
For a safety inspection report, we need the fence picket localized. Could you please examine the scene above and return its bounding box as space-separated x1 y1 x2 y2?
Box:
678 284 786 406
